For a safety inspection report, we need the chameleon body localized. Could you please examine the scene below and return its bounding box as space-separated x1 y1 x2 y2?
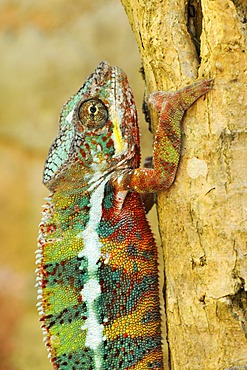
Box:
36 61 212 369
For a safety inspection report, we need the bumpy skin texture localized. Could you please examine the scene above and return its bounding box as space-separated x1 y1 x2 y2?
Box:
36 61 212 370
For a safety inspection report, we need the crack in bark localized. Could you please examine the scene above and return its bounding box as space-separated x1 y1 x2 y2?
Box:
187 0 202 59
214 242 247 337
232 0 247 39
219 240 247 338
228 284 247 338
217 129 236 190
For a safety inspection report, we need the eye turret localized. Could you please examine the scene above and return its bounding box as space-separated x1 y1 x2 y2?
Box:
78 98 108 129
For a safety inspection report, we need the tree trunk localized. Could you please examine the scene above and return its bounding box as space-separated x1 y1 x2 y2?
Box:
121 0 247 369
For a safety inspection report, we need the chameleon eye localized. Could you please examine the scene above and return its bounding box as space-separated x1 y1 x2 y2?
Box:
78 98 108 129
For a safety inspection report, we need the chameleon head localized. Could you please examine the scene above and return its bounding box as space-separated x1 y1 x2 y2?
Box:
43 61 140 191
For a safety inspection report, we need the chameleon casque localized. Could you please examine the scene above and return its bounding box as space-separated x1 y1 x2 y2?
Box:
36 61 212 369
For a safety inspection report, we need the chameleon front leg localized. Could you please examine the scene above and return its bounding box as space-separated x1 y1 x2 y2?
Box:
140 156 155 213
117 79 213 193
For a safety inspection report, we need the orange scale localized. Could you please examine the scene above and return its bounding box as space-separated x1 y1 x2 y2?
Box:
103 294 160 342
129 349 163 370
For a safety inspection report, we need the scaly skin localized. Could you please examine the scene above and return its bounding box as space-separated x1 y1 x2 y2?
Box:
36 61 212 369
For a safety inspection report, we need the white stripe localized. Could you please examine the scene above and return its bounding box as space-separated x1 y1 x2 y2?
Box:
66 110 74 124
78 174 111 370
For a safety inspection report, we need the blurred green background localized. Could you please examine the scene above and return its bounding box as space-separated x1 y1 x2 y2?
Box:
0 1 158 369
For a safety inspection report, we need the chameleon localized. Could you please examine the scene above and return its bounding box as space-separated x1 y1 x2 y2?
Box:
36 61 212 369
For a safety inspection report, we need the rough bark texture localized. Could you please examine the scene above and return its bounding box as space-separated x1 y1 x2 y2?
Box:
121 0 247 369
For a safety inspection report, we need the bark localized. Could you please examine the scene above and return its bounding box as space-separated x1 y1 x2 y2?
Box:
121 0 247 369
